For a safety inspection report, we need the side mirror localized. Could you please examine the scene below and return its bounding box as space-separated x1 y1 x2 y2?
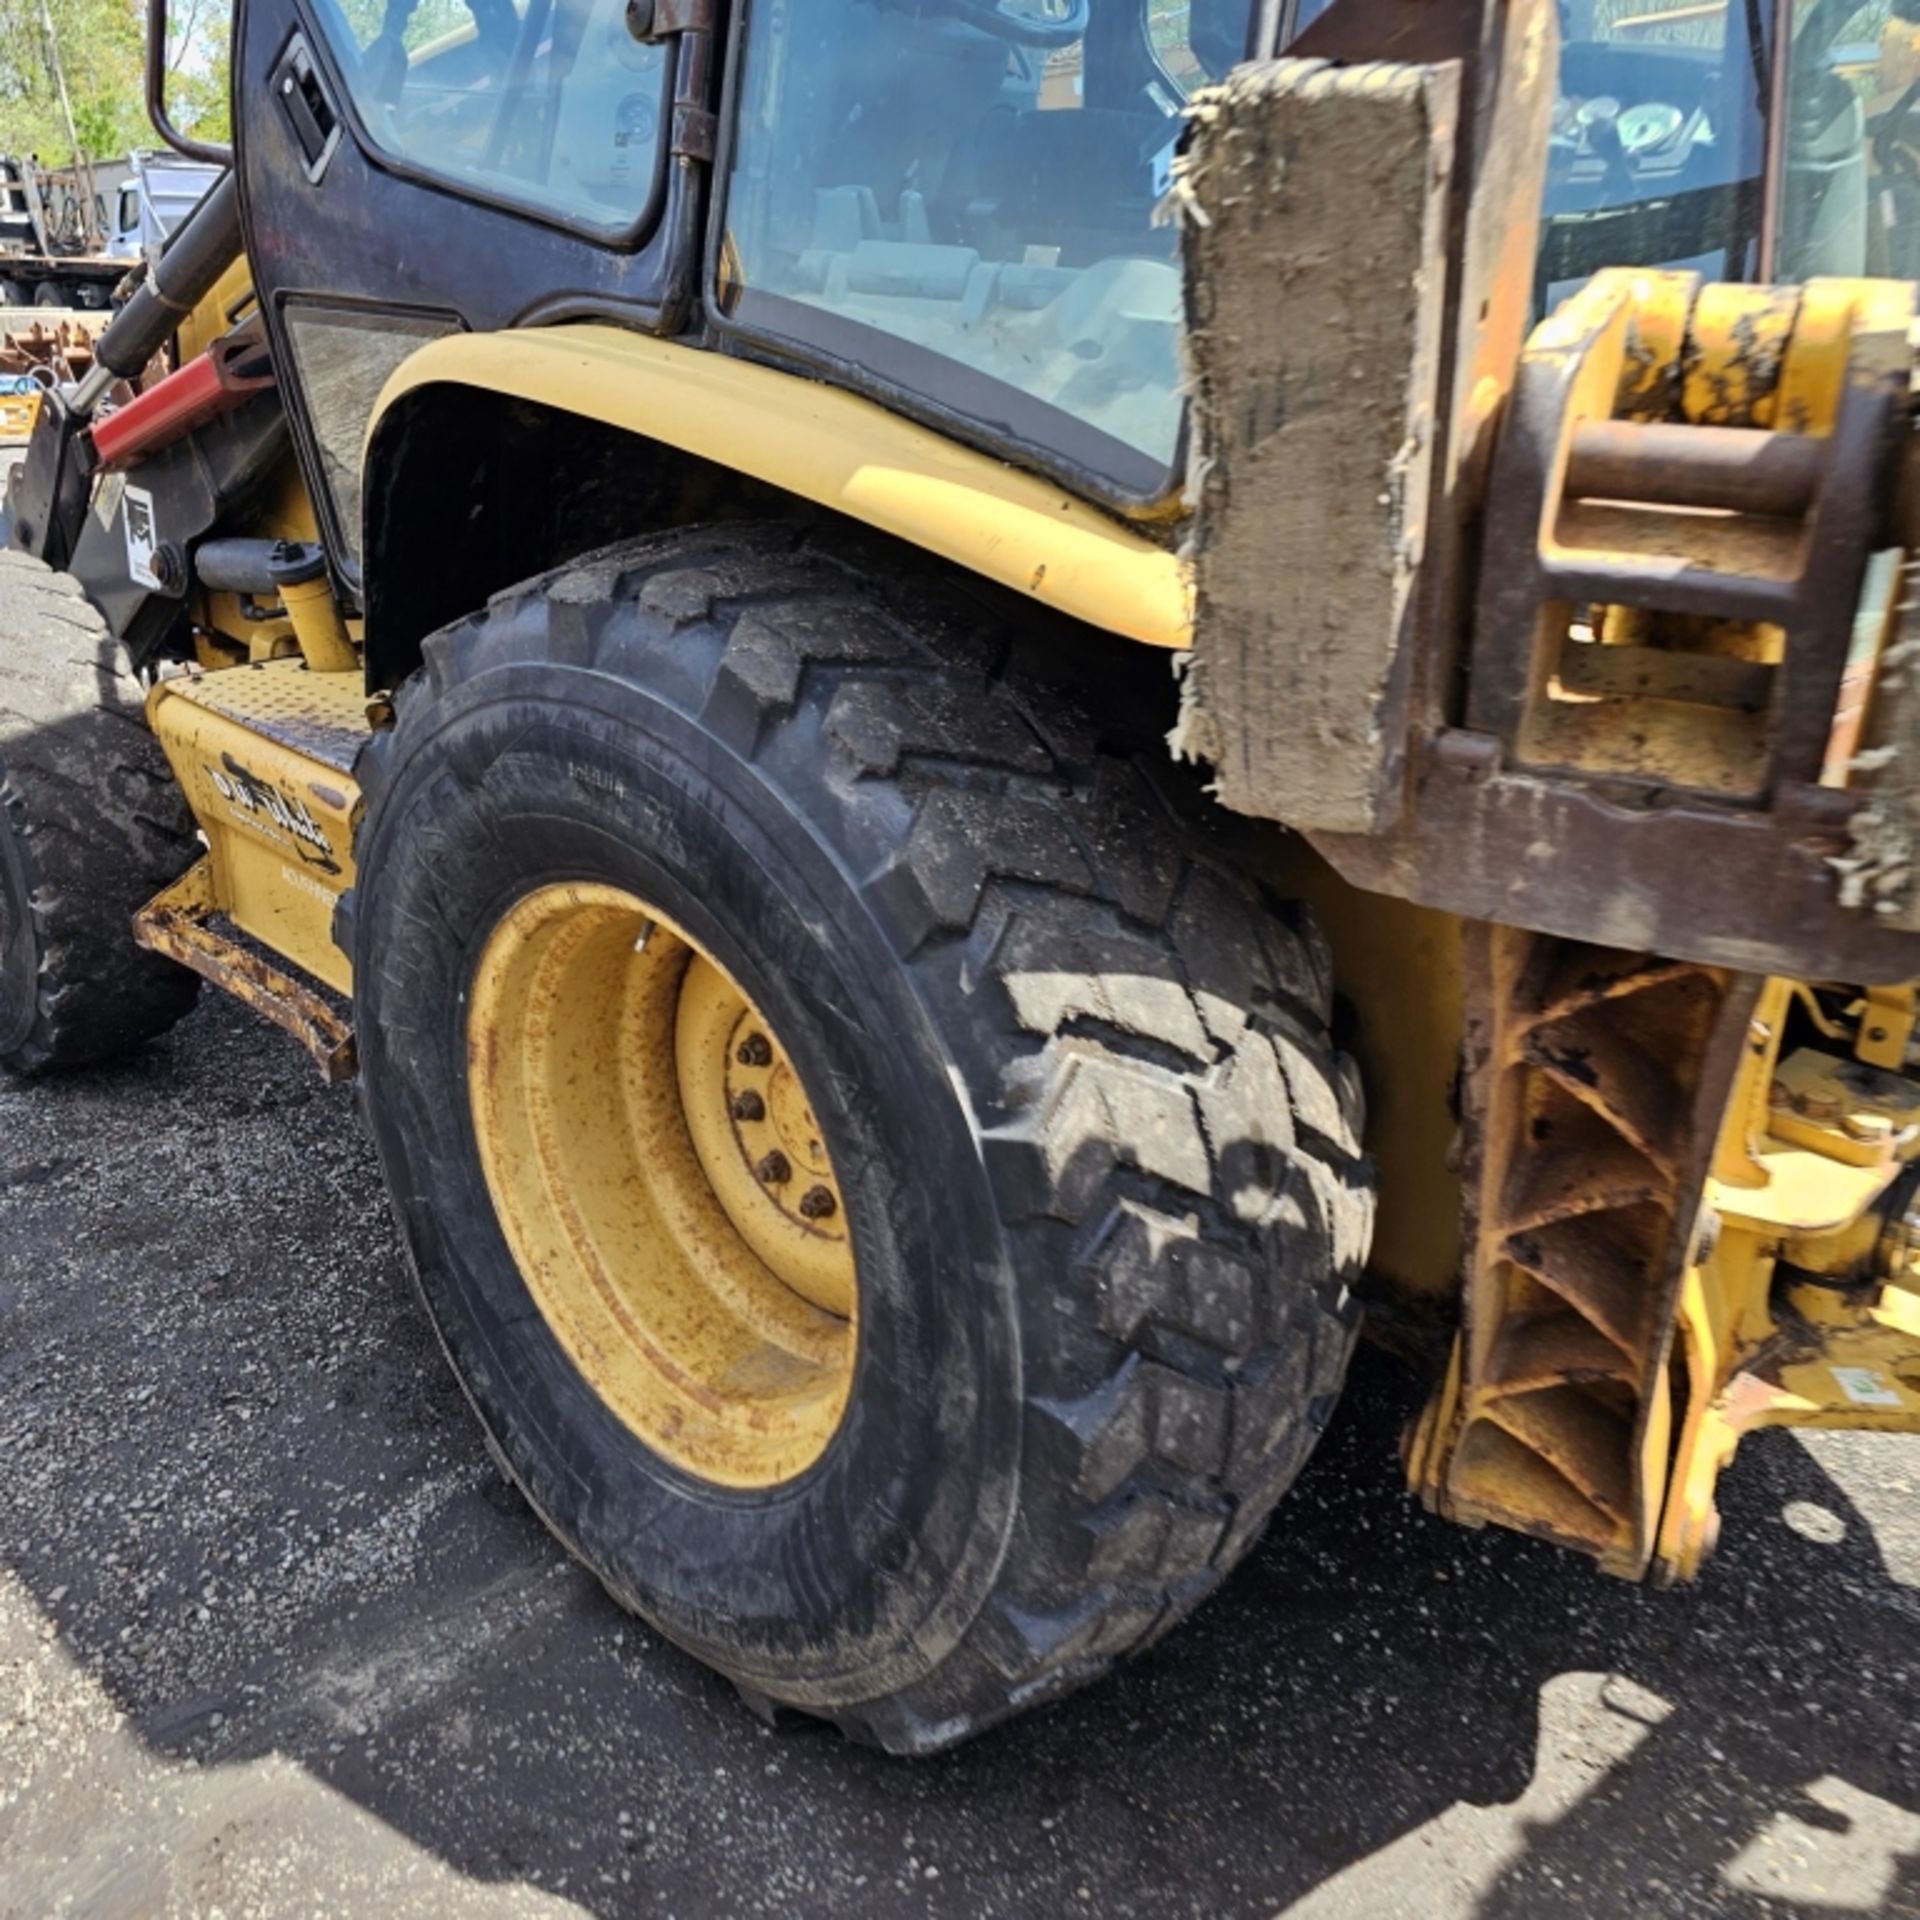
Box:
145 0 233 166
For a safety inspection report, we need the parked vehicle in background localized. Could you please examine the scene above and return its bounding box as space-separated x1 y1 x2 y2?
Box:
104 152 227 264
0 150 218 309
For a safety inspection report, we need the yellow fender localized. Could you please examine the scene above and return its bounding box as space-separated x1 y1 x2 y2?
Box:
370 324 1193 650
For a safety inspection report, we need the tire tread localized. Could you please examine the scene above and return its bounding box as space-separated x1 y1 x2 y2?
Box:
0 557 198 1074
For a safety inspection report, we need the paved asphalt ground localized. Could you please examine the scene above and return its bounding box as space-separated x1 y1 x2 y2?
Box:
1 989 1918 1919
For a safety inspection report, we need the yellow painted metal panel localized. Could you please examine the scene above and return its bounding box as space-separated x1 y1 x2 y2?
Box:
146 663 369 995
368 326 1193 650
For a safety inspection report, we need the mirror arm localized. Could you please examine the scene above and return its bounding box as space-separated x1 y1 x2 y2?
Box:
146 0 234 167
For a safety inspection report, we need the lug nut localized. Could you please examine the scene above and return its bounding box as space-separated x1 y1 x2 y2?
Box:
730 1090 766 1123
736 1033 773 1068
798 1185 838 1220
756 1150 791 1185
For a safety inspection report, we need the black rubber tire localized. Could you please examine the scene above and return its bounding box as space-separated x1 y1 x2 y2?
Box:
0 553 200 1075
347 523 1374 1753
31 281 61 308
0 279 27 308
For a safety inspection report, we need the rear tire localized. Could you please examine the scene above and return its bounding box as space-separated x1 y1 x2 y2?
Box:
31 281 61 308
0 556 200 1074
348 524 1374 1752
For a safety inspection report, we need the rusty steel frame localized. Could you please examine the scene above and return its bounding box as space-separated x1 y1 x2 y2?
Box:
1407 932 1756 1574
1313 270 1920 984
132 860 357 1082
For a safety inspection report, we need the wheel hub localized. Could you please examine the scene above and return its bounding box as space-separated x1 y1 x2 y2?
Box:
676 978 852 1318
467 884 857 1488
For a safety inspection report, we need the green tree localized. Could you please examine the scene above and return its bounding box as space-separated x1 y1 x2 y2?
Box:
0 0 141 163
164 0 230 143
0 0 228 166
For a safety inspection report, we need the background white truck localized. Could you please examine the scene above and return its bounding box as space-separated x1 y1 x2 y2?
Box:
0 150 221 308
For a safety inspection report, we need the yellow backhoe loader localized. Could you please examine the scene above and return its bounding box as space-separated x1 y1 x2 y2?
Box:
2 0 1918 1753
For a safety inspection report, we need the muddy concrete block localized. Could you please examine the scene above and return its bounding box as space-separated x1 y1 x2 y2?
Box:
1175 57 1457 833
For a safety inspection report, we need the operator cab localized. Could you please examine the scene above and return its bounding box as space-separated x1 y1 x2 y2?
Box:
1526 0 1920 299
230 0 1920 594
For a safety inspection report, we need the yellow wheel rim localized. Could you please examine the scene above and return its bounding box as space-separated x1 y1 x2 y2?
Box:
467 883 857 1488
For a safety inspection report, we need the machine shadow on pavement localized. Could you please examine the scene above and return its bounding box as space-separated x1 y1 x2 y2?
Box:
1 981 1917 1917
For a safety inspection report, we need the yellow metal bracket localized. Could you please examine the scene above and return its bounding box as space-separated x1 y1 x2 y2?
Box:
1653 984 1920 1582
1854 983 1916 1071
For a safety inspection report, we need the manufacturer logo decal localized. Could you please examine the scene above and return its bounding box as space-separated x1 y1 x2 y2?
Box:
207 755 339 870
123 483 161 591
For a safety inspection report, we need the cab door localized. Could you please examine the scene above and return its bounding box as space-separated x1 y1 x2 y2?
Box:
233 0 710 583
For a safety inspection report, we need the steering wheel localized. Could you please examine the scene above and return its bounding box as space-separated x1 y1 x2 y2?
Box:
927 0 1090 50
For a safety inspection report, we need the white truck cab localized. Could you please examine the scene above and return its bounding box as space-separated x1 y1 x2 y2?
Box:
105 151 223 264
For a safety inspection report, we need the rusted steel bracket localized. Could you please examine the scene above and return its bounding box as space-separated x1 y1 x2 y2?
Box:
1316 271 1920 984
133 860 357 1083
670 103 717 163
1314 732 1920 983
624 0 711 36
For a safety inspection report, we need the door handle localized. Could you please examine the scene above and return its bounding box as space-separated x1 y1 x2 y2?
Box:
272 37 341 184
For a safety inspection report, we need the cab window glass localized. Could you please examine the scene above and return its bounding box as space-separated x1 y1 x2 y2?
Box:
721 0 1254 487
1538 0 1769 302
314 0 669 234
1150 0 1241 88
1780 0 1916 280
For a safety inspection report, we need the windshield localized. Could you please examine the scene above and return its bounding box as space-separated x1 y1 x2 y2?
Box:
719 0 1920 504
1527 0 1918 299
720 0 1252 495
1532 0 1771 304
